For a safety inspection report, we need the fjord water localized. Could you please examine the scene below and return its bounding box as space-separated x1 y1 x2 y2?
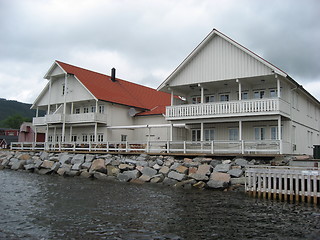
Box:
1 170 319 240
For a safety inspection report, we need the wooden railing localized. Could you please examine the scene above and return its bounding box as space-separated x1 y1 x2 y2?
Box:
246 166 320 204
11 140 281 154
166 98 290 119
33 113 107 125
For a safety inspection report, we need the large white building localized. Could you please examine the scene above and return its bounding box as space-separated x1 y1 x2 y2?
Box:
29 29 320 155
158 29 320 155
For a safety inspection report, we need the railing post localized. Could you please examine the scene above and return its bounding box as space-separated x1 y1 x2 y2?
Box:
211 141 214 154
146 141 150 153
183 141 186 154
106 141 109 152
167 141 170 153
241 140 245 154
126 141 128 152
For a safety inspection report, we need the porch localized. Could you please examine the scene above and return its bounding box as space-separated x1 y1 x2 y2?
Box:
33 113 107 125
11 139 285 155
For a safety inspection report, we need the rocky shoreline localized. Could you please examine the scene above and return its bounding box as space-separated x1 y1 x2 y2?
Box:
0 151 265 191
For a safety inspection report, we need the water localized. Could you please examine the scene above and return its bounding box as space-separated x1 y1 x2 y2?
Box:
0 170 319 240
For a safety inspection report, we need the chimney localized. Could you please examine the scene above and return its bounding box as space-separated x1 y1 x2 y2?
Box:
111 68 116 82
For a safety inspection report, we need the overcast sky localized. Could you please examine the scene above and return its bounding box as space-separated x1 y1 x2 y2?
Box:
0 0 319 103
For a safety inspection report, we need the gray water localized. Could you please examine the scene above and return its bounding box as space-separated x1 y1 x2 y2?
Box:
0 170 319 240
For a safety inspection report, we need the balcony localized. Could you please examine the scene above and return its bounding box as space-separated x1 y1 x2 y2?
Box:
33 113 107 126
166 98 291 120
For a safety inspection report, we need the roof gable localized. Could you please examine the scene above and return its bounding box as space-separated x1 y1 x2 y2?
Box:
158 29 288 91
55 61 171 113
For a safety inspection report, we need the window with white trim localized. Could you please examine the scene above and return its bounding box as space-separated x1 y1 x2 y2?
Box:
192 96 201 104
71 135 77 142
191 129 201 141
82 134 88 142
99 105 105 114
83 107 89 113
90 134 95 142
229 128 239 141
241 92 248 100
205 95 215 103
254 90 265 99
75 108 80 114
91 106 96 113
97 134 104 142
270 89 277 98
204 129 214 141
220 94 229 102
121 135 127 142
255 127 266 140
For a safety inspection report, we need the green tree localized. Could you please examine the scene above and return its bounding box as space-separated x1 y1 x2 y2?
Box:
2 114 30 129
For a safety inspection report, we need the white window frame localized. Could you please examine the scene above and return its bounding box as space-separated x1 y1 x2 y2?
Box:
241 92 248 100
71 135 77 142
255 127 266 140
254 90 265 99
229 128 239 141
220 94 229 102
97 134 104 142
269 89 277 98
99 105 105 114
121 134 127 142
191 129 201 141
204 129 214 141
205 95 215 103
192 96 201 104
82 134 88 142
83 107 89 113
75 108 80 114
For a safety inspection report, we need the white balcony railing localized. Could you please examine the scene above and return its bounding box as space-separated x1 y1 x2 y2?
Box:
33 113 107 125
166 98 290 119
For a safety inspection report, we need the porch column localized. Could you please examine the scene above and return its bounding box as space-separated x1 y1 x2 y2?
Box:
71 102 74 114
94 123 98 142
95 100 98 113
200 85 204 103
276 74 281 98
47 77 52 114
69 126 73 142
237 79 241 100
239 120 242 140
34 127 38 142
171 90 174 106
36 107 39 118
278 116 282 153
169 124 173 141
45 125 49 142
200 122 204 141
62 74 68 142
53 126 56 143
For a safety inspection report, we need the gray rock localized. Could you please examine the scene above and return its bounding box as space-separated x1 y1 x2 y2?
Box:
228 168 244 178
207 180 229 189
51 162 61 172
80 171 92 178
141 167 158 177
189 173 209 181
162 177 178 186
138 174 151 182
111 159 121 166
124 158 137 165
235 158 248 167
117 173 132 182
93 172 108 179
82 162 92 169
168 171 186 181
214 164 231 173
230 177 246 185
196 164 212 176
59 154 72 164
104 158 112 165
0 159 10 167
11 160 24 170
207 172 231 189
39 151 49 160
90 159 107 173
34 159 43 168
106 165 120 176
136 160 148 167
156 159 164 166
170 162 180 171
24 164 35 171
174 179 196 188
38 168 52 175
85 154 95 162
124 170 141 179
71 154 85 164
159 166 170 175
66 170 80 177
72 163 82 171
41 160 55 169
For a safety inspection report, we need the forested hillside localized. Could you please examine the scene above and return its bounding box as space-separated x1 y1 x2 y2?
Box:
0 98 44 128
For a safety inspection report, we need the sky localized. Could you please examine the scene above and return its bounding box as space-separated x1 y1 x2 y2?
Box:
0 0 319 104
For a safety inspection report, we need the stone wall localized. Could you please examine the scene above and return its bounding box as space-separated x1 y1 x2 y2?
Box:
0 151 257 191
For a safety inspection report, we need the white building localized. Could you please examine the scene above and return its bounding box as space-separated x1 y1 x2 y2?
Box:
157 29 320 155
31 61 178 148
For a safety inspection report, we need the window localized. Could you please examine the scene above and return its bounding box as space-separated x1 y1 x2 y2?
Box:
254 90 265 99
82 134 88 142
62 85 65 95
91 106 96 113
220 94 229 102
229 128 239 141
255 127 266 140
83 107 89 113
75 108 80 114
205 95 215 103
71 135 77 142
121 135 127 142
48 136 53 142
192 96 201 104
241 92 248 100
271 127 278 140
98 134 104 142
191 129 201 141
99 105 104 114
56 135 60 142
270 89 277 98
204 129 214 141
90 134 95 142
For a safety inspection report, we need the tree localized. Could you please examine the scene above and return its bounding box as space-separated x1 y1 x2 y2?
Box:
2 114 30 129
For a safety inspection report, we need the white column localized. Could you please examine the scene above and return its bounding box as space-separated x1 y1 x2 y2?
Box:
276 74 281 98
200 86 204 104
62 74 68 142
278 116 282 153
36 107 39 118
69 126 73 142
94 123 98 142
239 120 242 140
237 79 242 100
171 90 174 106
200 122 204 141
170 123 173 141
47 78 52 114
45 125 49 142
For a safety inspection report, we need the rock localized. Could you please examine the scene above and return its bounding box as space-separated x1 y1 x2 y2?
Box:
51 162 61 172
234 158 248 167
170 162 180 171
65 170 80 177
150 175 164 183
38 168 51 175
193 181 206 189
123 158 137 165
136 160 148 167
105 158 112 165
57 168 66 176
18 154 31 160
81 162 92 169
59 154 72 164
189 173 209 181
188 167 197 175
168 171 186 181
230 177 246 185
80 171 92 178
24 164 35 171
71 154 85 164
117 172 132 182
93 172 108 180
40 151 49 160
60 164 72 171
222 160 231 164
228 168 244 178
174 179 196 188
72 163 82 171
130 178 145 184
156 159 164 166
196 164 212 176
214 164 231 173
0 165 4 170
34 159 43 168
176 165 188 174
210 160 222 167
162 177 178 186
119 163 131 171
85 154 95 162
159 166 170 175
200 158 212 164
107 165 120 176
41 160 55 169
141 167 158 177
1 159 10 167
11 160 24 170
124 170 141 179
152 163 161 170
138 174 151 182
207 172 231 189
90 159 106 173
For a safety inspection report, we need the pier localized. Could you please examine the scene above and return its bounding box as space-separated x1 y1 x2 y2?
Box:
245 166 320 204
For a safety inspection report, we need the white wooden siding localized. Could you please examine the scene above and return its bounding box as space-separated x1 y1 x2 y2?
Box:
170 35 273 87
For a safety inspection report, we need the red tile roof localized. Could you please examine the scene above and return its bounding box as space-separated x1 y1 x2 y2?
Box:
56 61 171 115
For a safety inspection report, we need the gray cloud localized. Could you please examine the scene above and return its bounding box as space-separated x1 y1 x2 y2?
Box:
0 0 319 103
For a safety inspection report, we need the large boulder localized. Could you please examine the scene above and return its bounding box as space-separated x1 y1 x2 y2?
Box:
41 160 55 169
168 171 186 181
196 164 212 176
89 159 106 173
214 163 231 173
207 172 231 189
141 167 158 177
11 160 24 170
59 154 72 164
228 168 244 178
71 154 85 164
234 158 248 167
